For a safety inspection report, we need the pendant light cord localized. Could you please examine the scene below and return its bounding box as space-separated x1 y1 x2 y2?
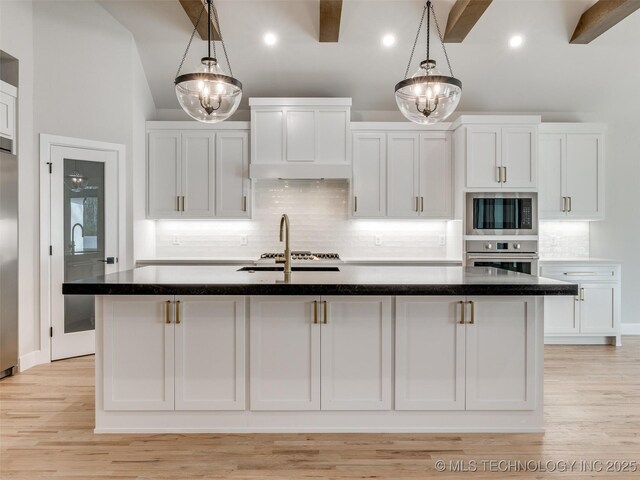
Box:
175 2 205 78
403 1 455 79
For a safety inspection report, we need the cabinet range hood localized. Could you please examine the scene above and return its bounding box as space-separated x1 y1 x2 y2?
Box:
249 98 352 180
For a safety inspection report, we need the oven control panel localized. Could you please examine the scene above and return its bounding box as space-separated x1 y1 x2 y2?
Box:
468 240 538 253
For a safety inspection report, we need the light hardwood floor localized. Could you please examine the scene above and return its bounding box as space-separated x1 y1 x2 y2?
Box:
1 338 639 479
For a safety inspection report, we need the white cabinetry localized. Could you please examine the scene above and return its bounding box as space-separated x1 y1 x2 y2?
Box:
147 123 250 219
396 296 536 411
454 116 540 190
352 126 452 219
541 263 620 344
249 98 351 179
249 295 392 411
103 296 246 411
0 81 17 144
539 124 605 220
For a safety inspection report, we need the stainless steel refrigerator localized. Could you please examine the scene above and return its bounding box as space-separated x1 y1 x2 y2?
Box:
0 145 18 378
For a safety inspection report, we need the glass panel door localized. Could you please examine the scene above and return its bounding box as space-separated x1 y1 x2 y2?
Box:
63 159 105 334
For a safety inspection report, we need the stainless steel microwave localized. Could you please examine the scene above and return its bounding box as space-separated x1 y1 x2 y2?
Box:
466 192 538 236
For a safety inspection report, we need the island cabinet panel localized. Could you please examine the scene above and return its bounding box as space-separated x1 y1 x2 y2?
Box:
395 297 466 411
249 296 320 411
174 297 245 410
465 297 535 411
103 296 175 411
320 297 392 410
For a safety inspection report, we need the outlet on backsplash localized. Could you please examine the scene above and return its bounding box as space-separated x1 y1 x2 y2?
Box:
375 236 382 246
240 234 248 246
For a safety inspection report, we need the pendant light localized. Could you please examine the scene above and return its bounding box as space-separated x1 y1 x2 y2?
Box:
174 0 242 123
395 1 462 124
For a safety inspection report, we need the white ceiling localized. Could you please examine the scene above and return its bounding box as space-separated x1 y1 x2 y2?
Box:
98 0 640 114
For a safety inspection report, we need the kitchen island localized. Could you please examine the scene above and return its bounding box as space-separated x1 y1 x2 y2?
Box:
63 265 576 433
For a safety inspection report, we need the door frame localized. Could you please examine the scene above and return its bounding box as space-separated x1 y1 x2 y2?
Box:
39 134 126 363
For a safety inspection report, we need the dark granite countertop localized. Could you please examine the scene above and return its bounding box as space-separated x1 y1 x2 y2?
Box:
62 265 578 296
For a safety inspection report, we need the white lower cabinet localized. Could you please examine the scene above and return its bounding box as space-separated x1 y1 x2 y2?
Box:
249 296 393 411
103 296 246 411
396 296 535 411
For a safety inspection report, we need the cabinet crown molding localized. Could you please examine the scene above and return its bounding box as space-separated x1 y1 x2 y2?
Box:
452 115 541 130
249 97 352 107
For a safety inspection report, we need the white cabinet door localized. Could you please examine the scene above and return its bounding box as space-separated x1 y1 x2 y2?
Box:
466 126 501 188
0 91 15 139
419 133 452 218
249 296 320 411
395 297 465 410
501 126 537 188
103 296 174 411
174 296 246 411
320 297 392 410
465 297 535 410
352 133 386 217
539 134 567 219
252 110 284 163
216 131 250 218
566 134 604 220
181 131 215 218
579 284 616 334
286 110 315 162
544 295 579 334
148 131 181 218
317 110 348 164
387 134 420 217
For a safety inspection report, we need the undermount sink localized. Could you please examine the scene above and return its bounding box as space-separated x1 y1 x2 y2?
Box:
237 266 340 272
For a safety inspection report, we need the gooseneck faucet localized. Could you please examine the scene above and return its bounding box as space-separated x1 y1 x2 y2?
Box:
276 214 291 274
70 222 85 254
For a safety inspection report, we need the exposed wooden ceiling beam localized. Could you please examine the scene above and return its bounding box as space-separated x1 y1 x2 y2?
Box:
444 0 493 43
570 0 640 44
179 0 221 42
319 0 343 42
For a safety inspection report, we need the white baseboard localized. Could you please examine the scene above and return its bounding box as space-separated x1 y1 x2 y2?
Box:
19 350 49 372
622 324 640 335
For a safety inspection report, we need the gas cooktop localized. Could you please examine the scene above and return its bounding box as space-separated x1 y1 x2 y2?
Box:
258 251 342 262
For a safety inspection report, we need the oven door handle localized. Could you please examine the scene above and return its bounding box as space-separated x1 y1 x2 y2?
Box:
466 255 539 260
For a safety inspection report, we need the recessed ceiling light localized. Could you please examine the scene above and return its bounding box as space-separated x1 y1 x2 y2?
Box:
264 32 278 46
509 34 524 49
382 34 396 47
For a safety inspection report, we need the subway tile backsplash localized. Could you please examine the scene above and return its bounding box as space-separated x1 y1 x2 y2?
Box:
539 221 590 259
155 180 455 259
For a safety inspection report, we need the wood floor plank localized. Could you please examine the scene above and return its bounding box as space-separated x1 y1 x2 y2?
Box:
1 338 639 479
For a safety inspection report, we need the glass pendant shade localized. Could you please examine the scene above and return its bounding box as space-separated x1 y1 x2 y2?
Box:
395 60 461 125
175 57 242 123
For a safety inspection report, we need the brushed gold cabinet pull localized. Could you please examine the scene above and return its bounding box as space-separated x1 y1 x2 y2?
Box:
323 300 328 324
496 166 502 183
165 300 171 324
181 196 185 212
568 196 572 213
176 196 180 212
415 196 420 212
175 300 181 324
503 166 507 183
580 288 585 302
313 300 318 324
458 300 465 325
561 196 566 212
468 300 475 324
354 196 358 213
420 196 424 213
242 195 247 212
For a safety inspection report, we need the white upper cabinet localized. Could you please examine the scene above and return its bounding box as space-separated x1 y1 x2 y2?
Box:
0 85 16 142
147 123 251 219
216 131 250 218
456 116 540 190
249 98 351 179
352 132 386 218
387 133 420 217
539 124 605 220
419 133 452 218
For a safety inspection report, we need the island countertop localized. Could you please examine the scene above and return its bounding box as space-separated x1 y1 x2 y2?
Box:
62 265 578 296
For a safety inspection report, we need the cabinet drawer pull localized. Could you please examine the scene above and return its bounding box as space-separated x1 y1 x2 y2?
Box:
354 196 358 213
468 300 475 324
175 300 181 324
313 300 318 324
458 300 465 325
323 300 328 324
165 300 171 324
563 272 598 276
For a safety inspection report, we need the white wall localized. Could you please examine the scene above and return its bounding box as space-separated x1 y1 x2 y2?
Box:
0 1 156 368
0 1 37 365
